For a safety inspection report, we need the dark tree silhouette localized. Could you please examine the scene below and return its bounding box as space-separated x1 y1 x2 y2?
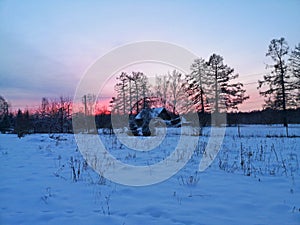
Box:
14 109 31 138
33 97 72 133
112 71 150 115
168 70 185 114
258 38 296 127
0 96 10 133
154 74 169 108
114 72 129 115
289 43 300 105
185 58 212 113
207 54 249 113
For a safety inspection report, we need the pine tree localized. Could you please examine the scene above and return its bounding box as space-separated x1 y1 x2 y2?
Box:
15 109 25 138
258 38 295 127
207 54 248 113
14 109 32 137
131 72 150 114
113 71 151 115
0 114 10 134
185 58 212 113
114 72 129 115
0 96 10 133
289 43 300 105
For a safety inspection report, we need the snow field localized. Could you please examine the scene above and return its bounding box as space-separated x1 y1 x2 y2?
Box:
0 125 299 224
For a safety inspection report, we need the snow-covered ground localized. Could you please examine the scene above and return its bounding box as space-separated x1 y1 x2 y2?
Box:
0 125 300 224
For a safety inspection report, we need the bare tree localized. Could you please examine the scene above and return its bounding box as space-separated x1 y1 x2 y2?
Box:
82 93 96 116
35 96 72 133
168 70 185 114
59 96 72 133
155 74 169 108
140 74 151 109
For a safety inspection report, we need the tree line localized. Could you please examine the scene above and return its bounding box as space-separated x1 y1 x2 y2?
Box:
111 38 299 123
0 96 73 137
110 54 249 116
258 38 300 127
0 37 299 136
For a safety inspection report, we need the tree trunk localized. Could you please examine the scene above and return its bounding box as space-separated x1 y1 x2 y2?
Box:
214 67 219 113
279 58 288 128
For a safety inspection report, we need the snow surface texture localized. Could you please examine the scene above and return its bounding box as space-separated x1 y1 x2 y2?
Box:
0 125 300 224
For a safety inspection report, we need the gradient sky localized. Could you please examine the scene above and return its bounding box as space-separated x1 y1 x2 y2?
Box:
1 0 300 112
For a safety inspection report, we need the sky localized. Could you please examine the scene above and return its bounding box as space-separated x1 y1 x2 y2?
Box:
0 0 300 112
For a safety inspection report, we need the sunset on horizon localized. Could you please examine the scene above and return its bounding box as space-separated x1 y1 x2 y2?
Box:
1 1 300 225
1 0 299 112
